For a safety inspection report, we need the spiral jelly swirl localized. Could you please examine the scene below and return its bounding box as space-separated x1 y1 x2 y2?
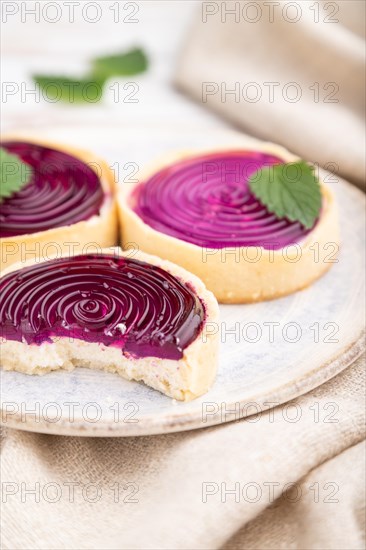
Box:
132 151 317 249
0 254 205 360
0 142 105 238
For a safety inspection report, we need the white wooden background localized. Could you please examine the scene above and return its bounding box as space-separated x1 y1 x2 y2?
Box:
1 1 228 134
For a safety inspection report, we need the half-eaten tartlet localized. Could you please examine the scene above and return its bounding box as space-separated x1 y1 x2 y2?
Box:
0 138 117 269
0 248 219 401
118 143 339 303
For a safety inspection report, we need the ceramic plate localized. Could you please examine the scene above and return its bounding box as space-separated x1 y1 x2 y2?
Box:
1 126 365 436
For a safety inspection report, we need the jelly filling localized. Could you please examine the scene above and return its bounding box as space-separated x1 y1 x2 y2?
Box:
0 142 105 238
0 254 205 360
132 151 317 250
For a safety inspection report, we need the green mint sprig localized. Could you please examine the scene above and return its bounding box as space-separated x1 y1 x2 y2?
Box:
92 48 148 79
33 75 104 104
0 147 33 201
248 161 322 229
33 47 148 104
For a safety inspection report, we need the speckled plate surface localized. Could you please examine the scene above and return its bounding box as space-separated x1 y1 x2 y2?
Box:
1 126 365 436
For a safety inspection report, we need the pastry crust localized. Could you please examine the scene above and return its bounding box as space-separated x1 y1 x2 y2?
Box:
0 247 220 401
117 142 340 303
0 136 118 270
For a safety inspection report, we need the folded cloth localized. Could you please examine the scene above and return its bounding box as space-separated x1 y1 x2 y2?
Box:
1 354 365 550
175 0 366 188
223 440 365 550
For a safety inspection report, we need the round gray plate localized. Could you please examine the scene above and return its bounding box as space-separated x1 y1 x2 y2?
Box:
1 127 365 436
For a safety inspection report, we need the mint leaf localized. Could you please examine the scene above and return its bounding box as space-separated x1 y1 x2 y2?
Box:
0 147 33 201
33 75 104 103
91 47 148 79
248 161 322 229
32 47 148 104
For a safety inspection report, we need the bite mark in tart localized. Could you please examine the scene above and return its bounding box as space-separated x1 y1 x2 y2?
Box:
0 139 117 269
0 248 219 401
118 143 339 303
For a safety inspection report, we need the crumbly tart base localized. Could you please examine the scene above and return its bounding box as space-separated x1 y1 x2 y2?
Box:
0 248 220 401
117 142 340 303
0 136 118 270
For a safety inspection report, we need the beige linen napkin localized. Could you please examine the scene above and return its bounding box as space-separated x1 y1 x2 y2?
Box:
175 0 366 187
1 354 365 550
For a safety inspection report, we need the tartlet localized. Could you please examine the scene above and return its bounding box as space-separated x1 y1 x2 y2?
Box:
118 143 339 303
0 138 117 269
0 247 219 401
